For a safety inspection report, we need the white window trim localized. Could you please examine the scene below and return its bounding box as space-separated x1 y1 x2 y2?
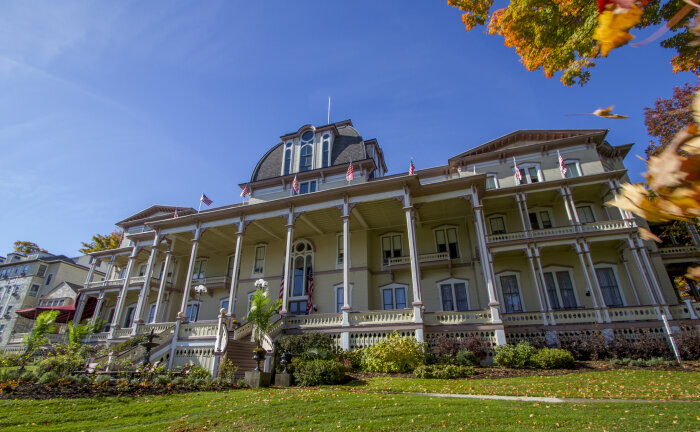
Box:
336 233 346 269
437 278 470 311
297 131 316 172
246 291 256 315
380 283 409 310
487 215 507 235
320 133 332 168
192 258 208 280
296 179 318 195
563 159 582 178
147 302 157 323
496 271 525 313
575 204 597 224
514 162 542 184
593 265 627 307
432 225 461 259
45 273 53 286
251 244 267 277
380 232 404 267
185 300 202 322
219 297 230 314
485 173 499 190
334 283 353 313
281 140 295 176
289 240 314 300
541 267 580 309
122 303 136 328
528 207 555 230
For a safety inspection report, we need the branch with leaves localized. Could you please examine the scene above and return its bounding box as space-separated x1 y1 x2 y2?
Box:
78 230 123 254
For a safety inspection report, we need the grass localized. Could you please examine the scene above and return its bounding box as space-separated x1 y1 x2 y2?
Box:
336 370 700 401
0 387 698 431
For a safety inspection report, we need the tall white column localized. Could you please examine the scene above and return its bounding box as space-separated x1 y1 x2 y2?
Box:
134 234 161 326
514 194 529 233
560 187 575 225
636 236 668 307
103 256 116 285
84 259 98 287
581 241 610 322
73 294 88 324
341 200 351 326
227 222 244 317
90 290 105 326
626 236 658 305
574 243 602 323
110 246 139 336
404 203 422 308
566 186 581 227
179 224 203 319
533 248 556 324
525 247 549 325
519 193 533 231
281 210 295 315
153 246 173 323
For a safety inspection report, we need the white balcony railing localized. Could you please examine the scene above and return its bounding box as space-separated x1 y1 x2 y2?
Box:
180 321 218 339
349 309 415 326
112 327 133 339
424 309 492 325
486 231 527 243
191 275 232 286
580 219 631 232
659 245 700 256
552 309 599 324
387 251 450 267
287 313 344 329
486 219 632 243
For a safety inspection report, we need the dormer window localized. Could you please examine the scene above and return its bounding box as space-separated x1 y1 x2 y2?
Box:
283 141 293 175
299 144 313 172
322 133 331 168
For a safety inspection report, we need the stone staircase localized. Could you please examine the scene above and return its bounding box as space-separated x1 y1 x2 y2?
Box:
224 338 260 379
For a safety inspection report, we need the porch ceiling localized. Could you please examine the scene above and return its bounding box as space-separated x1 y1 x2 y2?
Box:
416 198 470 225
354 199 405 230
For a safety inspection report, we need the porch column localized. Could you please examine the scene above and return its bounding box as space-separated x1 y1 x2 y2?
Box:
581 241 611 322
73 294 88 324
84 258 98 287
90 290 106 326
134 233 162 327
565 186 581 227
103 256 116 285
281 209 295 315
403 189 423 327
341 200 351 325
559 187 575 226
227 221 244 317
472 202 502 323
519 193 533 231
619 252 641 305
179 224 203 320
574 242 603 323
109 246 139 337
525 246 550 325
153 245 174 323
514 193 530 233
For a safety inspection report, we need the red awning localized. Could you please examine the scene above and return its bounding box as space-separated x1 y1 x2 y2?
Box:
15 296 97 324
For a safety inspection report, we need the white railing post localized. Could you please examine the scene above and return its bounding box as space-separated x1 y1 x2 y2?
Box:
109 245 140 339
179 223 204 318
227 220 244 318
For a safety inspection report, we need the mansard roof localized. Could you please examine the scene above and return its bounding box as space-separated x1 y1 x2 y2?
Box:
116 205 196 227
448 129 609 164
250 120 372 183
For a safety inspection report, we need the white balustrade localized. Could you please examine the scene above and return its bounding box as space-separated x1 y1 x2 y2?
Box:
581 219 629 232
486 231 527 243
608 306 660 322
180 321 218 338
349 310 415 326
387 251 451 267
424 310 492 325
551 309 598 324
349 329 416 350
172 346 216 370
234 321 253 340
86 280 106 289
84 332 109 343
138 322 175 335
287 313 343 329
190 275 231 286
530 226 576 238
501 311 544 325
112 328 133 339
658 245 700 255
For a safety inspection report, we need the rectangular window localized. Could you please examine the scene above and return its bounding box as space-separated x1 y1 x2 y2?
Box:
435 227 460 258
564 162 580 178
148 304 156 324
37 265 47 277
489 217 506 235
595 268 624 307
486 175 498 190
539 211 552 229
185 303 199 322
337 235 344 266
381 234 403 265
382 287 407 310
527 167 540 183
517 164 541 184
123 306 135 327
0 324 5 336
4 305 12 316
192 259 207 279
137 264 147 277
28 284 40 297
289 300 307 315
253 245 266 275
529 211 553 230
336 286 344 313
500 275 523 313
220 298 229 314
45 274 53 286
440 282 469 311
577 205 596 224
22 264 29 275
298 180 317 195
104 308 115 332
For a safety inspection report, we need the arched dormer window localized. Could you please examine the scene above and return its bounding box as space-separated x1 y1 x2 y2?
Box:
321 133 331 168
283 141 293 175
299 130 315 172
289 240 313 314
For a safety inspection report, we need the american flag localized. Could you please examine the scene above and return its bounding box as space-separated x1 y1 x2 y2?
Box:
240 184 249 198
557 150 568 178
409 159 415 175
513 157 523 184
173 208 179 218
291 175 299 194
346 162 354 182
200 194 213 206
306 266 314 314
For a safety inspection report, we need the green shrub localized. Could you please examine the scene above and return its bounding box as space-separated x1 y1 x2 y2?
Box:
171 377 185 386
37 354 84 378
94 374 111 385
38 371 60 386
76 375 92 385
413 364 476 379
301 348 335 361
276 332 337 356
20 371 37 383
361 332 427 373
188 365 211 380
494 342 536 368
218 359 238 383
0 353 21 368
154 375 171 386
531 348 575 369
293 359 346 386
455 349 478 366
344 349 364 370
0 368 19 382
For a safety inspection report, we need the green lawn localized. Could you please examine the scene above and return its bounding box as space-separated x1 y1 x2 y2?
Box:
336 370 700 401
0 387 698 432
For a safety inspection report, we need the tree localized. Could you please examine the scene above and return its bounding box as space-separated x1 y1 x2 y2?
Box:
78 230 123 254
13 240 47 255
644 82 698 157
21 310 59 365
448 0 698 86
246 280 282 348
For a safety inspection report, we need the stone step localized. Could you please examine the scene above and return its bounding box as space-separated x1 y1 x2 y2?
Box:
224 339 262 379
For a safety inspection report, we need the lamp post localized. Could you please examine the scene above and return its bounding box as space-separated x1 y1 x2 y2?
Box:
194 284 207 321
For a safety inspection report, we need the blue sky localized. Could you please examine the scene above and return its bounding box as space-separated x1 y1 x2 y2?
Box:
0 1 693 257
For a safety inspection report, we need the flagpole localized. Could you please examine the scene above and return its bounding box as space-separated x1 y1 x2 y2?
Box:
327 96 331 125
198 195 202 213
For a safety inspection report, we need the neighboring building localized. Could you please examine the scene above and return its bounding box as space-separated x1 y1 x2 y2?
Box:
75 121 699 373
0 251 105 352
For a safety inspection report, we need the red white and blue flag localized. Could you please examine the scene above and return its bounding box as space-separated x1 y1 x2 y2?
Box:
240 184 249 198
346 162 354 182
558 150 568 178
306 266 314 314
291 175 299 194
173 208 179 218
513 157 523 184
200 194 213 206
409 159 415 175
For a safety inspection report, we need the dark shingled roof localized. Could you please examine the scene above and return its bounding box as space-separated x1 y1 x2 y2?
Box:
251 125 367 183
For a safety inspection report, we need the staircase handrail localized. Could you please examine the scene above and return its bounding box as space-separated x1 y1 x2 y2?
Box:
92 324 176 369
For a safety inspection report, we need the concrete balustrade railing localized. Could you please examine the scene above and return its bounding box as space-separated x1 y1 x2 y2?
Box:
658 245 700 255
608 306 660 322
84 332 109 343
180 321 218 339
286 313 343 329
137 322 176 335
552 309 598 324
387 251 451 267
501 311 544 325
424 310 492 325
112 328 133 339
581 220 629 232
349 310 414 326
486 231 527 243
233 321 253 340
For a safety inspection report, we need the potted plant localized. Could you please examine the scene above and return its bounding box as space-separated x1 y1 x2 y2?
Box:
244 279 281 388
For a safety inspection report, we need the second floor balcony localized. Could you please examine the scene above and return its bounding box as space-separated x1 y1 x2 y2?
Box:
486 219 634 244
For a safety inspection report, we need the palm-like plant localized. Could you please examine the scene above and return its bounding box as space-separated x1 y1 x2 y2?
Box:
246 279 282 349
67 320 90 347
21 310 59 365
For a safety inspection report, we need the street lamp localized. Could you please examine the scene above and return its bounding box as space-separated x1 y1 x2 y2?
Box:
194 284 207 321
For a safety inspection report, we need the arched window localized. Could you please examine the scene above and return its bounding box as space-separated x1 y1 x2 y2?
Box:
322 133 331 168
289 240 313 314
284 149 292 175
299 145 313 172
